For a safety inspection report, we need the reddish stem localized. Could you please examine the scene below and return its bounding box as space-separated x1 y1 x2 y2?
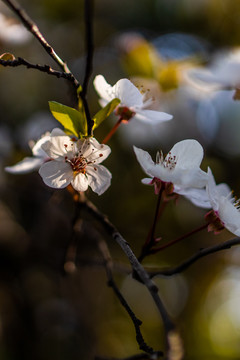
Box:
150 222 209 253
138 187 164 262
102 117 123 144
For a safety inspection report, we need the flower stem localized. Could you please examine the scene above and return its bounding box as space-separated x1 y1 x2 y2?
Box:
138 187 164 262
150 222 209 254
102 117 123 144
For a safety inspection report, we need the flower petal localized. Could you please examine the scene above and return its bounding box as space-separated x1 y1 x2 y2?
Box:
32 134 50 157
80 138 111 164
93 75 114 103
133 109 173 124
42 128 76 160
71 173 89 192
113 79 143 107
86 165 112 195
169 139 204 169
5 157 44 174
133 146 157 178
175 186 211 209
39 161 72 189
141 177 153 185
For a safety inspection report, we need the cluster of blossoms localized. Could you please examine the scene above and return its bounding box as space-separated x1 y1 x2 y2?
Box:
134 139 240 237
5 75 240 238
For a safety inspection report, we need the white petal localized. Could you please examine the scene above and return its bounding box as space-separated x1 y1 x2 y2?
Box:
141 177 153 185
86 165 112 195
206 167 221 211
180 168 208 188
71 173 89 192
175 186 211 209
93 75 114 103
113 79 143 107
133 109 173 124
5 157 44 174
79 137 111 164
42 132 76 160
218 197 240 236
32 134 50 157
133 146 157 178
169 139 204 169
39 161 72 189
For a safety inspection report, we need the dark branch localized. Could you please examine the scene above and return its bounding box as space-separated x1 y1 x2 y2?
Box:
2 0 73 75
149 237 240 278
82 0 94 97
97 238 157 355
0 57 80 87
79 195 175 351
79 0 95 136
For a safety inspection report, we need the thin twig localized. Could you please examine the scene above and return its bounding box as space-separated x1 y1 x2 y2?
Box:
79 196 176 352
0 57 79 86
82 0 94 97
2 0 74 75
138 187 164 262
148 237 240 278
97 238 158 355
149 223 209 254
79 0 95 136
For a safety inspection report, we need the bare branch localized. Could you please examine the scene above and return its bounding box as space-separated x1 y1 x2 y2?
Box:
148 237 240 278
2 0 74 76
97 237 158 355
79 195 176 352
0 57 79 86
79 0 95 136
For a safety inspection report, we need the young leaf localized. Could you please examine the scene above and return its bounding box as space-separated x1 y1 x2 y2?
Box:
0 53 15 60
49 101 88 137
93 98 120 130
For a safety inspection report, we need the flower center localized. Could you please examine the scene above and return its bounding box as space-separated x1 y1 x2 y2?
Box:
157 150 177 170
65 155 87 174
115 106 135 122
205 210 225 235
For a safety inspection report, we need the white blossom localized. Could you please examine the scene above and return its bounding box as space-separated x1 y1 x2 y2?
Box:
93 75 173 124
134 139 207 194
5 133 50 174
39 128 112 195
206 167 240 236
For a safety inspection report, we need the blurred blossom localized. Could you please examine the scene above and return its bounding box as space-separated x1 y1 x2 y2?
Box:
5 132 50 174
203 266 240 357
0 12 30 45
188 47 240 91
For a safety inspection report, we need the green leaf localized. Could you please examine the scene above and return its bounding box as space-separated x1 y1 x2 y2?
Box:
49 101 88 137
93 98 120 130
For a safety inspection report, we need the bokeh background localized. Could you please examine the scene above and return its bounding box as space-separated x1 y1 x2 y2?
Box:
0 0 240 359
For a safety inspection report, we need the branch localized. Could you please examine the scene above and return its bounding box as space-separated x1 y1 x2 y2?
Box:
79 196 176 351
0 57 79 86
2 0 74 76
79 0 95 136
97 237 159 355
148 237 240 278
